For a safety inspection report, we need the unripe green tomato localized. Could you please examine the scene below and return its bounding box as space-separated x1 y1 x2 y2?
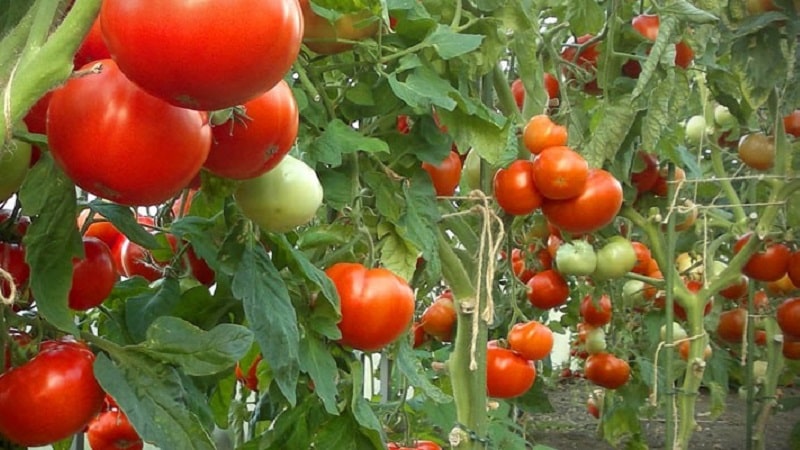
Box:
585 327 607 354
463 149 489 193
555 240 597 276
713 105 736 129
660 321 688 342
234 154 323 232
684 115 708 144
0 138 32 203
621 279 646 307
592 236 637 280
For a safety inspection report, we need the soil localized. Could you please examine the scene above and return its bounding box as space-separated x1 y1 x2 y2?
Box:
526 379 800 450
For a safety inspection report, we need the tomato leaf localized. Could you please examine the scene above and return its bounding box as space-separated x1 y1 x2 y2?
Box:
125 277 182 343
565 0 605 36
229 228 300 406
400 173 441 278
318 168 354 211
436 106 515 167
511 31 547 116
308 119 389 167
170 215 220 269
582 95 638 168
94 352 216 450
642 71 679 153
378 223 419 283
348 357 385 446
387 67 459 112
660 0 718 24
424 25 483 60
19 155 81 333
730 28 786 111
86 200 159 248
396 335 452 403
298 335 340 414
136 316 253 377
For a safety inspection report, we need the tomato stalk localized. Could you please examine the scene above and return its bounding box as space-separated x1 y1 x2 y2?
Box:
748 318 784 450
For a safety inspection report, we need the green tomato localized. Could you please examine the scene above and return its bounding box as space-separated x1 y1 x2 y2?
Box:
0 138 32 203
713 105 736 129
462 149 490 193
621 279 646 307
554 240 597 276
659 321 688 342
585 327 607 354
684 115 708 144
234 154 323 232
592 236 637 280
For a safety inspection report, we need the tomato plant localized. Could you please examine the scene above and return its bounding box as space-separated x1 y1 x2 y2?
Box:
560 34 601 94
486 344 536 398
0 139 31 204
299 0 379 55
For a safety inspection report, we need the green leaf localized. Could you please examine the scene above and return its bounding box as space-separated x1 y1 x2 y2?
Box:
641 71 677 152
424 25 484 60
19 156 81 333
348 358 384 445
566 0 605 35
388 67 459 112
582 95 638 168
86 200 159 248
364 169 403 222
309 119 389 167
395 336 451 403
298 335 340 414
125 277 182 343
318 168 354 211
399 173 441 277
138 316 253 377
230 233 300 405
730 28 786 111
94 352 215 450
660 0 719 24
632 16 677 100
378 225 419 284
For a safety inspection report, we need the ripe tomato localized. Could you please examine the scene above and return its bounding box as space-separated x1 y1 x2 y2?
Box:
507 320 554 361
73 17 110 67
0 242 29 301
523 114 569 155
787 250 800 288
87 409 143 450
387 440 443 450
0 340 105 446
630 151 660 194
119 235 172 283
717 308 747 343
422 150 463 197
560 34 601 94
493 160 543 216
299 0 379 55
486 344 536 398
78 210 125 252
542 169 623 235
68 237 118 310
720 275 749 300
783 334 800 360
592 237 637 280
526 269 570 309
511 74 560 109
100 0 302 110
580 294 613 327
584 352 630 389
678 341 713 361
544 73 560 99
651 166 686 197
205 80 299 180
631 15 693 68
733 233 791 282
47 59 211 206
777 297 800 338
411 322 429 348
235 155 324 232
631 241 653 275
737 133 775 171
421 293 457 342
235 355 262 391
0 138 31 204
532 146 589 200
511 78 525 109
674 41 694 69
325 262 415 352
783 110 800 138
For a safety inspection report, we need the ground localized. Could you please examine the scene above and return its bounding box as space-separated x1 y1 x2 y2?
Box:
527 379 800 450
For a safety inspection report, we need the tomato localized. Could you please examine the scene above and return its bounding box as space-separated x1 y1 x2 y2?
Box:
737 133 775 171
586 391 602 418
511 74 560 110
783 110 800 138
0 138 31 204
631 15 693 68
205 80 299 180
592 236 637 280
720 275 749 300
486 344 536 398
87 409 143 450
777 297 800 338
526 269 570 309
580 294 613 327
717 308 747 343
235 355 262 391
73 17 110 67
767 273 798 296
544 73 560 100
584 327 608 354
678 341 712 361
532 146 589 200
554 239 597 276
0 340 105 446
714 105 737 129
733 233 790 282
651 166 686 197
100 0 302 110
420 293 457 342
0 242 29 301
542 169 623 235
411 322 429 348
235 155 324 232
78 210 125 252
673 280 713 321
68 237 118 310
493 160 543 216
22 91 51 166
787 250 800 288
511 78 525 109
783 334 800 360
325 262 415 352
47 59 211 206
584 352 630 389
560 34 601 94
387 440 443 450
746 0 780 14
299 0 378 55
422 150 462 197
507 320 554 361
523 114 569 155
631 241 653 275
631 151 659 194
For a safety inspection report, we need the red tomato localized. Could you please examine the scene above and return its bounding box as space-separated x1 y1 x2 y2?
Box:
420 293 457 342
733 233 791 282
493 160 543 216
387 440 443 450
674 41 694 69
651 166 686 197
526 269 570 309
507 320 554 361
523 114 569 155
630 151 660 193
0 340 105 446
87 409 144 450
783 334 800 360
783 110 800 138
787 250 800 288
325 263 415 352
560 34 601 94
0 242 29 301
717 308 747 343
544 73 560 99
73 17 111 67
119 230 175 282
422 150 463 197
100 0 303 110
720 275 749 300
532 146 589 200
299 0 379 55
511 74 560 109
47 59 211 206
630 241 653 275
580 294 613 327
777 297 800 338
78 210 125 252
235 355 262 391
678 341 713 361
486 345 536 398
411 322 429 348
542 169 623 234
511 78 525 109
584 352 630 389
631 15 693 68
204 80 299 180
68 237 118 310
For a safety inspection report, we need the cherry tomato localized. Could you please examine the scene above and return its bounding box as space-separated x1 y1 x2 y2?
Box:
87 409 144 450
584 352 630 389
493 160 543 216
507 320 554 361
542 169 623 235
532 146 589 200
325 262 415 352
68 236 118 310
523 114 569 155
422 150 463 197
421 293 457 342
486 344 536 398
526 269 570 309
733 233 790 282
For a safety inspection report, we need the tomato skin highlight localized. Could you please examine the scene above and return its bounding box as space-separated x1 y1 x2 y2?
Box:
47 59 211 206
325 263 415 352
0 340 105 447
100 0 303 110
